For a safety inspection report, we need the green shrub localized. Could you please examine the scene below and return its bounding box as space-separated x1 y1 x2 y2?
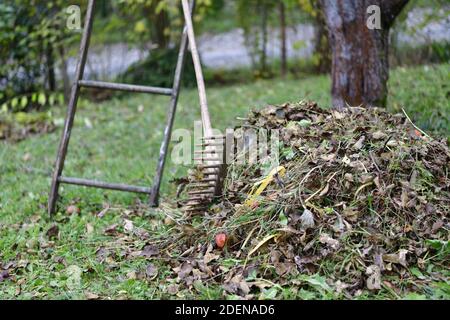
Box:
117 47 197 88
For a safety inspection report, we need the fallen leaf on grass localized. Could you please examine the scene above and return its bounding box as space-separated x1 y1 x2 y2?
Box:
104 224 118 236
126 271 137 280
134 227 150 240
22 153 31 161
140 245 159 257
146 263 158 279
299 209 315 229
97 205 110 218
175 262 193 280
2 261 16 270
85 292 99 300
180 224 196 236
86 223 94 235
372 131 387 140
66 265 82 290
0 270 10 282
334 280 350 294
167 284 179 295
383 249 408 267
223 275 250 296
46 224 59 240
431 220 444 234
123 219 134 233
96 247 108 263
203 245 220 265
164 216 176 226
366 265 381 290
274 262 297 277
353 136 365 150
319 234 340 250
259 287 279 300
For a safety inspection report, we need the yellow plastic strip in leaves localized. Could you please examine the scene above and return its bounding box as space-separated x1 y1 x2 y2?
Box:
247 234 280 258
244 166 286 207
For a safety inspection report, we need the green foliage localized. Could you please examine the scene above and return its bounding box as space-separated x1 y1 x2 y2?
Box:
431 42 450 62
114 0 213 50
394 0 450 64
1 92 64 113
392 41 450 67
297 0 317 17
0 0 74 112
236 0 278 74
387 64 449 137
117 48 197 88
235 0 329 74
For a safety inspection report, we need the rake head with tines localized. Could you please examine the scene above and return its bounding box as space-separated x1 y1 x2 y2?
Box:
184 136 227 213
181 0 226 213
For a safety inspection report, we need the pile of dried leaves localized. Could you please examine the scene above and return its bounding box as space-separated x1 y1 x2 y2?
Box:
2 102 447 299
163 101 449 299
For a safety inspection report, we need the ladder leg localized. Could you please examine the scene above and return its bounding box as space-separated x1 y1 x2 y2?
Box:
48 0 96 216
149 0 195 207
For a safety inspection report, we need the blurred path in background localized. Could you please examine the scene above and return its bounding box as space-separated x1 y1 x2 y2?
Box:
67 8 449 80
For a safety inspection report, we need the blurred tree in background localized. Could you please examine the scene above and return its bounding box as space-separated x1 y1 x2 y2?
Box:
0 0 75 112
236 0 332 78
1 0 448 114
115 0 217 88
236 0 277 77
116 0 216 50
297 0 331 73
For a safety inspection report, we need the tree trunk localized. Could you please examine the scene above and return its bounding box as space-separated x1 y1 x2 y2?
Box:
145 0 170 50
46 45 56 92
321 0 409 109
59 46 70 104
313 1 331 74
99 0 110 18
279 1 287 77
260 3 269 73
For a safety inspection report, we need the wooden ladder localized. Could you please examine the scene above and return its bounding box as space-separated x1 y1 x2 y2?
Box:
48 0 195 215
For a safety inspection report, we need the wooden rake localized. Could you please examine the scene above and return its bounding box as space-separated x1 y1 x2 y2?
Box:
181 0 227 213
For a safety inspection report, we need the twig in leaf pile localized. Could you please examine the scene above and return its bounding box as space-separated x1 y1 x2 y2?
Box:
402 107 432 140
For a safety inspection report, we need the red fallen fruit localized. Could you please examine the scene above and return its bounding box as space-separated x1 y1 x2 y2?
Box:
66 205 80 215
215 233 227 249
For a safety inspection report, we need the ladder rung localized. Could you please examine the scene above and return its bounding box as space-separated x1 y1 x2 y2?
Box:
195 143 225 147
200 135 225 140
188 183 214 188
58 176 152 194
193 158 223 162
198 164 224 169
188 189 215 195
78 80 173 96
196 178 218 183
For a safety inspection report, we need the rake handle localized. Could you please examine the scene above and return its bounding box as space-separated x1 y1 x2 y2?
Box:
181 0 213 137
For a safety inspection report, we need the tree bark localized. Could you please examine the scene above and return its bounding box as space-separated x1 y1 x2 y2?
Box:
321 0 409 109
260 2 269 73
144 0 170 50
46 45 56 92
313 1 331 74
58 46 70 104
279 1 287 77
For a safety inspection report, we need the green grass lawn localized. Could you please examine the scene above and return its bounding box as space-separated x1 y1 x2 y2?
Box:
0 63 449 299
